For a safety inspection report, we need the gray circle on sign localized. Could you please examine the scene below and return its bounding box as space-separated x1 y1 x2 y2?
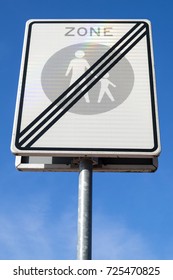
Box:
41 43 134 115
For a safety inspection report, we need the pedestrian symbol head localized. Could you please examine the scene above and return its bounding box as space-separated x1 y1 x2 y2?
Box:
75 50 85 58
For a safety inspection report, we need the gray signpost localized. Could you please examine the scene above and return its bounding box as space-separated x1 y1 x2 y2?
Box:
77 158 93 260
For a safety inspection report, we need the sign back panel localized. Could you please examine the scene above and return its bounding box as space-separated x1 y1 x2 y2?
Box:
11 20 160 158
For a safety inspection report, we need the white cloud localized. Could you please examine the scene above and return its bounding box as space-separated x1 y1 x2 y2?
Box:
0 198 155 260
0 193 54 259
92 213 155 260
0 192 77 260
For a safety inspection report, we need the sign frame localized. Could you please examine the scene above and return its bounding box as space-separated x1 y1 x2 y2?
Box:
11 19 161 159
15 156 158 172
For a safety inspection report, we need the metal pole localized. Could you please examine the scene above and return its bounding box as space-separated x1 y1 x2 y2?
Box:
77 158 93 260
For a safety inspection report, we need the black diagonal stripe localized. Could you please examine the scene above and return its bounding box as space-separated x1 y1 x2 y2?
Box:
24 30 147 148
19 22 142 138
19 25 146 147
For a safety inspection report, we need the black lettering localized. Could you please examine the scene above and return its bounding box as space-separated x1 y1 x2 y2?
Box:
53 267 58 275
13 269 18 275
47 268 53 275
68 266 74 275
57 269 63 275
38 269 44 275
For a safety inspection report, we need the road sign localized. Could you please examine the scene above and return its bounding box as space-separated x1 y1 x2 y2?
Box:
11 19 161 159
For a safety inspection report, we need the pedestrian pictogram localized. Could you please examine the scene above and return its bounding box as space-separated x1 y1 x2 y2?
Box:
66 50 91 103
11 20 160 159
98 73 116 103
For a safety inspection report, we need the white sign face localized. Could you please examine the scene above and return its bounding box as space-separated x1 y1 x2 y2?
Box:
11 20 160 157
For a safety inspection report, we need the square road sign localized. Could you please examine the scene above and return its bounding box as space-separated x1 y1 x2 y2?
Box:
11 19 161 158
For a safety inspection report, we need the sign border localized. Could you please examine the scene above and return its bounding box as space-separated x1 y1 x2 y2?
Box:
11 19 160 157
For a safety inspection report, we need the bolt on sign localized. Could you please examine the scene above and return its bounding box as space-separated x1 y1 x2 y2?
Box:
11 20 161 166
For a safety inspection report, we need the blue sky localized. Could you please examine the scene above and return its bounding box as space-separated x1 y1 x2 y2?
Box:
0 0 173 260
